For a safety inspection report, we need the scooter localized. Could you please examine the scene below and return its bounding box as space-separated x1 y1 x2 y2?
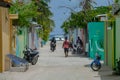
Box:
50 42 56 52
72 44 77 54
90 53 101 71
76 44 83 54
23 47 39 65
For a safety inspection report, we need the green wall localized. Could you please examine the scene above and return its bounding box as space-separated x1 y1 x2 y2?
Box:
119 0 120 4
108 29 114 67
104 21 115 69
105 13 120 69
88 22 104 60
16 27 28 58
116 17 120 60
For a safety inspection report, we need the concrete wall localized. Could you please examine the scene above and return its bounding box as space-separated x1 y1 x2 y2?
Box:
0 7 10 72
16 27 28 58
104 21 115 68
9 14 18 54
80 28 86 53
88 22 104 60
115 17 120 60
29 27 39 49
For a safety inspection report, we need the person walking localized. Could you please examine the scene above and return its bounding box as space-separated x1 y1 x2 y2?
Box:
76 36 83 47
40 39 44 47
76 36 83 54
62 37 69 57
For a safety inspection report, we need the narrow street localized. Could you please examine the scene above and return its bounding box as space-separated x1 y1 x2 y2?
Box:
0 41 120 80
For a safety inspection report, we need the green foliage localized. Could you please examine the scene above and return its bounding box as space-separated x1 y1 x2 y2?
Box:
80 0 97 11
9 0 54 41
35 0 54 41
107 13 115 21
61 21 70 34
61 6 112 33
95 6 111 14
115 0 119 3
9 0 38 27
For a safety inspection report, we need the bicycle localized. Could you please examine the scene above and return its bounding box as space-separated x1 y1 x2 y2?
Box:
90 53 101 71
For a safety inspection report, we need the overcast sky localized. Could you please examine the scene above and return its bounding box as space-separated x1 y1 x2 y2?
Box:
49 0 113 35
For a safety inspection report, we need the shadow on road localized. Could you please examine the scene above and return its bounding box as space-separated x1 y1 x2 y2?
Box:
97 66 120 80
83 58 120 80
84 64 120 80
68 52 88 58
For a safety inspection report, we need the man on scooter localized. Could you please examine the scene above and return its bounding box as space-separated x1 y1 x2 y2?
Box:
50 37 56 51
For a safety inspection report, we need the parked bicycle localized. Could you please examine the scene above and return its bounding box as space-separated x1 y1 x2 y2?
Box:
90 53 101 71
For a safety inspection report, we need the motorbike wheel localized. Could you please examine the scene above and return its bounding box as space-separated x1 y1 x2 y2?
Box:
77 48 81 54
72 50 75 54
91 62 101 71
72 49 76 54
51 46 55 52
31 56 38 65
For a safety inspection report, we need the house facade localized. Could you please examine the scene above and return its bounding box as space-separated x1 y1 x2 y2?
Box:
104 0 120 70
0 0 11 72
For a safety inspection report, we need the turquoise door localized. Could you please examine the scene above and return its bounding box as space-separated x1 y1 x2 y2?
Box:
88 22 104 60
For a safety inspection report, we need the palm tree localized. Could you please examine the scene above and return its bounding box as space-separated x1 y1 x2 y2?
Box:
80 0 96 11
35 0 54 41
